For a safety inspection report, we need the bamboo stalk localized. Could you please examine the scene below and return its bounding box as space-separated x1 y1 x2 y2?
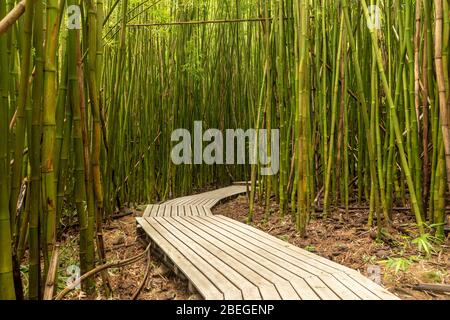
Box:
0 0 15 300
361 0 425 234
127 17 285 27
435 0 450 194
43 244 59 300
42 0 61 262
0 0 25 36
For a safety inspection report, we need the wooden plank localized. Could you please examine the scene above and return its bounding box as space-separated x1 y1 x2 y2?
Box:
148 205 157 217
177 205 185 217
171 206 178 217
197 205 212 216
202 206 213 216
216 215 379 277
217 215 360 275
158 206 165 217
188 216 338 300
167 217 284 299
136 218 223 299
187 205 197 216
160 218 263 299
175 216 295 299
147 217 243 299
191 197 207 206
214 215 397 299
145 205 158 217
197 198 211 207
164 205 171 217
330 273 383 300
341 273 400 300
154 185 247 218
146 205 154 217
201 216 371 299
143 205 152 217
173 197 191 206
194 205 204 216
153 205 161 217
182 197 200 206
184 205 193 216
203 199 218 208
194 205 207 216
159 205 167 217
168 197 189 206
216 215 375 282
180 217 308 300
137 185 397 300
198 216 362 300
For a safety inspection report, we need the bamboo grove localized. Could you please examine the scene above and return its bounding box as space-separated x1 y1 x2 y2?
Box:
0 0 449 300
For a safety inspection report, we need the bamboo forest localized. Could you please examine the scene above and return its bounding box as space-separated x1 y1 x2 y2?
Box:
0 0 449 302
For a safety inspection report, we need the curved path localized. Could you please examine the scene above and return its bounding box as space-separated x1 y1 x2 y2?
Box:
136 185 399 300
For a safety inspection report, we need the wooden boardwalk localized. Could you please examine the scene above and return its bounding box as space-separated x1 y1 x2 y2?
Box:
142 185 247 218
137 185 399 300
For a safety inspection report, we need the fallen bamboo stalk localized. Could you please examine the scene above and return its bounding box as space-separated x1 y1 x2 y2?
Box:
313 206 450 212
413 283 450 293
111 210 134 219
105 242 137 252
127 17 289 27
131 249 151 300
43 245 60 300
0 0 26 36
55 244 150 300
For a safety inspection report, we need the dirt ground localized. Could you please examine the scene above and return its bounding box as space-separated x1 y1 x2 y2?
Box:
59 213 199 300
56 195 449 300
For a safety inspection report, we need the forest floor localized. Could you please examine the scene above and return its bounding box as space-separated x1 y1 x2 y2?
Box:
57 213 198 300
53 192 449 300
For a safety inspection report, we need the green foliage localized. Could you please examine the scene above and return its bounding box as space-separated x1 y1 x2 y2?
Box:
20 265 29 297
380 257 414 274
411 234 439 256
422 270 445 283
362 255 378 265
182 39 204 80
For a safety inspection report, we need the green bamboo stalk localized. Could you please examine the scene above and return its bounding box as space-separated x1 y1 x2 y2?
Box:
67 1 94 292
361 0 424 234
275 0 287 217
0 0 15 300
28 0 44 300
434 0 450 195
248 59 268 222
42 0 61 260
434 137 446 240
322 15 343 216
9 0 33 234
